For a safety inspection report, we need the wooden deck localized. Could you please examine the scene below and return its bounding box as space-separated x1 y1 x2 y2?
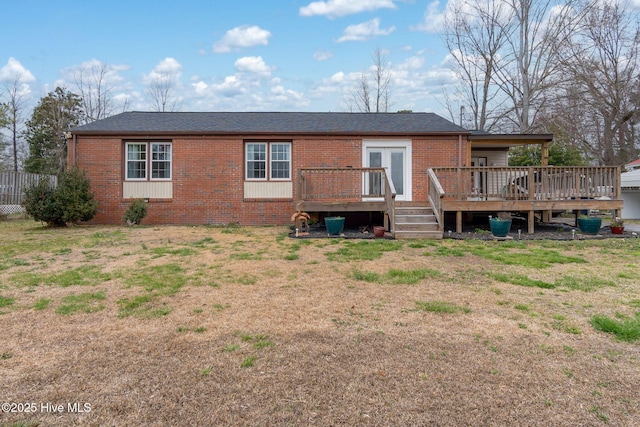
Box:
296 167 396 231
430 166 623 233
295 166 623 238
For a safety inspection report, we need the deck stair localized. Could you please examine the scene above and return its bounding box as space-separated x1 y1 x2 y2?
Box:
393 202 443 239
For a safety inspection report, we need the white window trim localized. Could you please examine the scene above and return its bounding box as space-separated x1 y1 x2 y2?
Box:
245 142 291 182
150 142 173 181
125 141 172 182
125 142 148 182
246 142 268 181
270 142 292 181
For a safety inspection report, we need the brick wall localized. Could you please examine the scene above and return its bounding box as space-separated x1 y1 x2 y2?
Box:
71 134 464 225
412 136 466 200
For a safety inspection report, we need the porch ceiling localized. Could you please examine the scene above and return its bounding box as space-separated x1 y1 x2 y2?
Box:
469 133 554 149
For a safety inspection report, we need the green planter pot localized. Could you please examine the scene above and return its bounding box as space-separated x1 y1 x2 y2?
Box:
325 217 345 235
489 218 512 237
578 217 602 235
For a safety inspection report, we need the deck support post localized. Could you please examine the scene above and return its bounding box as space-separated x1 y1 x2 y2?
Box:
528 211 535 234
456 211 462 233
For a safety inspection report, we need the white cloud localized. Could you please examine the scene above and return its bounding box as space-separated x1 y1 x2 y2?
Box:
143 57 183 85
314 50 334 61
192 80 208 95
234 56 272 76
213 25 272 53
0 57 36 83
337 18 395 42
411 0 445 33
300 0 396 18
212 76 246 97
61 59 130 88
270 84 307 104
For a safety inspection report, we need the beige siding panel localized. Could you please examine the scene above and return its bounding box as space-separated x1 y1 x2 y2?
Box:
244 181 293 199
473 150 509 197
123 181 173 199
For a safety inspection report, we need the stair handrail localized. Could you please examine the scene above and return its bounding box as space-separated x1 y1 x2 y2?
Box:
383 168 396 236
427 168 445 232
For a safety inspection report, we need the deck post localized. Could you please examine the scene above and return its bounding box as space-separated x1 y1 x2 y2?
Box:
528 211 535 234
456 211 462 233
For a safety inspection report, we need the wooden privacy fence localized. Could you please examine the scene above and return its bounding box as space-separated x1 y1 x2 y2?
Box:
0 171 57 214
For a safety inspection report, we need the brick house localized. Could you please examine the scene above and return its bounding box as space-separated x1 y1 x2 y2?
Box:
69 111 622 238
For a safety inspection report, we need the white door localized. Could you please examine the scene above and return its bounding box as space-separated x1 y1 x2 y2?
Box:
471 156 487 197
365 146 409 201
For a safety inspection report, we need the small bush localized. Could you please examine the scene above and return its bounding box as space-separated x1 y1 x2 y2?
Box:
22 168 97 227
124 199 148 225
22 176 64 226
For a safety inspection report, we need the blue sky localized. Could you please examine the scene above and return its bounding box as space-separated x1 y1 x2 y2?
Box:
0 0 457 117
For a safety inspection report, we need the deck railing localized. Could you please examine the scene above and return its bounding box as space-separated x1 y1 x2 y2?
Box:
430 166 620 202
296 167 396 230
297 167 395 201
427 168 445 231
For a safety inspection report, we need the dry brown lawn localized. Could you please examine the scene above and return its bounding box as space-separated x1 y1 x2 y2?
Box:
0 220 639 426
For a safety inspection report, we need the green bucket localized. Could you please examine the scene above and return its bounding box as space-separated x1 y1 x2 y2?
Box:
489 218 512 237
325 217 345 235
578 217 602 235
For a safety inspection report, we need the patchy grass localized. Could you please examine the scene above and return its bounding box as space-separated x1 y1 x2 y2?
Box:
326 239 403 261
414 300 471 314
0 294 15 309
488 272 555 289
591 313 640 342
353 267 441 284
55 291 106 315
1 220 639 426
12 265 112 288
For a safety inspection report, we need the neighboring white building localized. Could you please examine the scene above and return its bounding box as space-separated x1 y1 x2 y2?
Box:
621 169 640 219
625 158 640 172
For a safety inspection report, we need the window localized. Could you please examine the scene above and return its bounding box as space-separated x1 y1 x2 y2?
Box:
151 143 172 179
126 142 172 180
127 143 147 180
245 142 290 181
246 143 267 179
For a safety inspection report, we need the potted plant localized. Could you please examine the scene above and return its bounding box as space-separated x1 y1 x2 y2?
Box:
610 217 624 235
489 212 512 237
577 214 602 235
324 216 345 236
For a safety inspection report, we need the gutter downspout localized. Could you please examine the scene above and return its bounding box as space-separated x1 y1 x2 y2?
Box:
67 132 78 168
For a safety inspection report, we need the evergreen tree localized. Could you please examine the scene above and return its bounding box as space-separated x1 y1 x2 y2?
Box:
23 87 84 175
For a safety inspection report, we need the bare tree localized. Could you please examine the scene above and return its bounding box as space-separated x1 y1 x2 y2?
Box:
348 48 393 113
2 76 30 171
496 0 592 132
443 0 514 131
552 0 640 165
72 61 117 123
443 0 590 132
147 71 180 112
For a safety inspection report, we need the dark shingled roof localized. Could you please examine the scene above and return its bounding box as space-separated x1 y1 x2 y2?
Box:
71 111 467 135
